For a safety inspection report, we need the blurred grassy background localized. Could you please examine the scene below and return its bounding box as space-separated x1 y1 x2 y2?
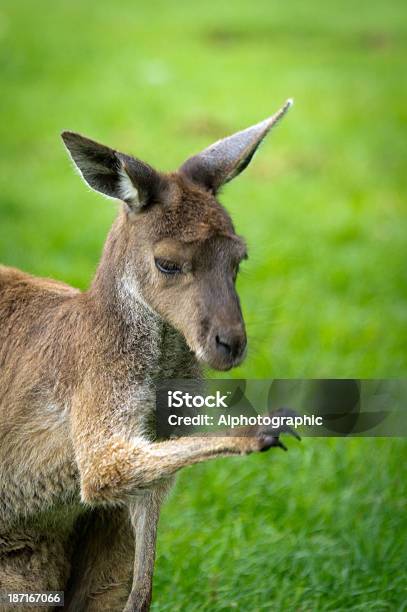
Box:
0 0 406 609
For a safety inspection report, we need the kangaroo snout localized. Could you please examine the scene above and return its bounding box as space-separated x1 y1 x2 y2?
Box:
212 325 247 370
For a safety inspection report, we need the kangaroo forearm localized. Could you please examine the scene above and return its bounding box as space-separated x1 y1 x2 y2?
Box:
80 434 258 504
150 434 257 461
124 487 167 612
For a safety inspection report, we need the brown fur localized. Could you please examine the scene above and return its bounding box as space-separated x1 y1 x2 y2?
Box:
0 105 292 611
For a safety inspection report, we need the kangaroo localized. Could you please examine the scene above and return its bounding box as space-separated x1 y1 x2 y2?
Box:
0 100 294 611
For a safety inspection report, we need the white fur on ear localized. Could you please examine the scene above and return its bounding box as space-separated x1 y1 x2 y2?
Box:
118 166 141 209
61 131 161 210
179 98 293 193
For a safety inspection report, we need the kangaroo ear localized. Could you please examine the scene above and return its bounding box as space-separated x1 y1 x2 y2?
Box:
61 132 164 211
179 99 293 193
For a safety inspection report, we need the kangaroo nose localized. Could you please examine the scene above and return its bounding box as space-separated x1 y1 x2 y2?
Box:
215 332 246 361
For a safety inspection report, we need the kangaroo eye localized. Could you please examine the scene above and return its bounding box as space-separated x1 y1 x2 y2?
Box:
155 258 182 275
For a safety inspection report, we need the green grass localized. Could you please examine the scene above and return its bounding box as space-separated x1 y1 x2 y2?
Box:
0 0 406 609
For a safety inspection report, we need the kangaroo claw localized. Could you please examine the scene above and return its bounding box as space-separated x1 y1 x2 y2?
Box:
259 435 288 452
277 424 301 441
258 407 302 451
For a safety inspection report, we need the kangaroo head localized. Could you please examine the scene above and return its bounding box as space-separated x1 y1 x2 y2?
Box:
61 100 292 371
